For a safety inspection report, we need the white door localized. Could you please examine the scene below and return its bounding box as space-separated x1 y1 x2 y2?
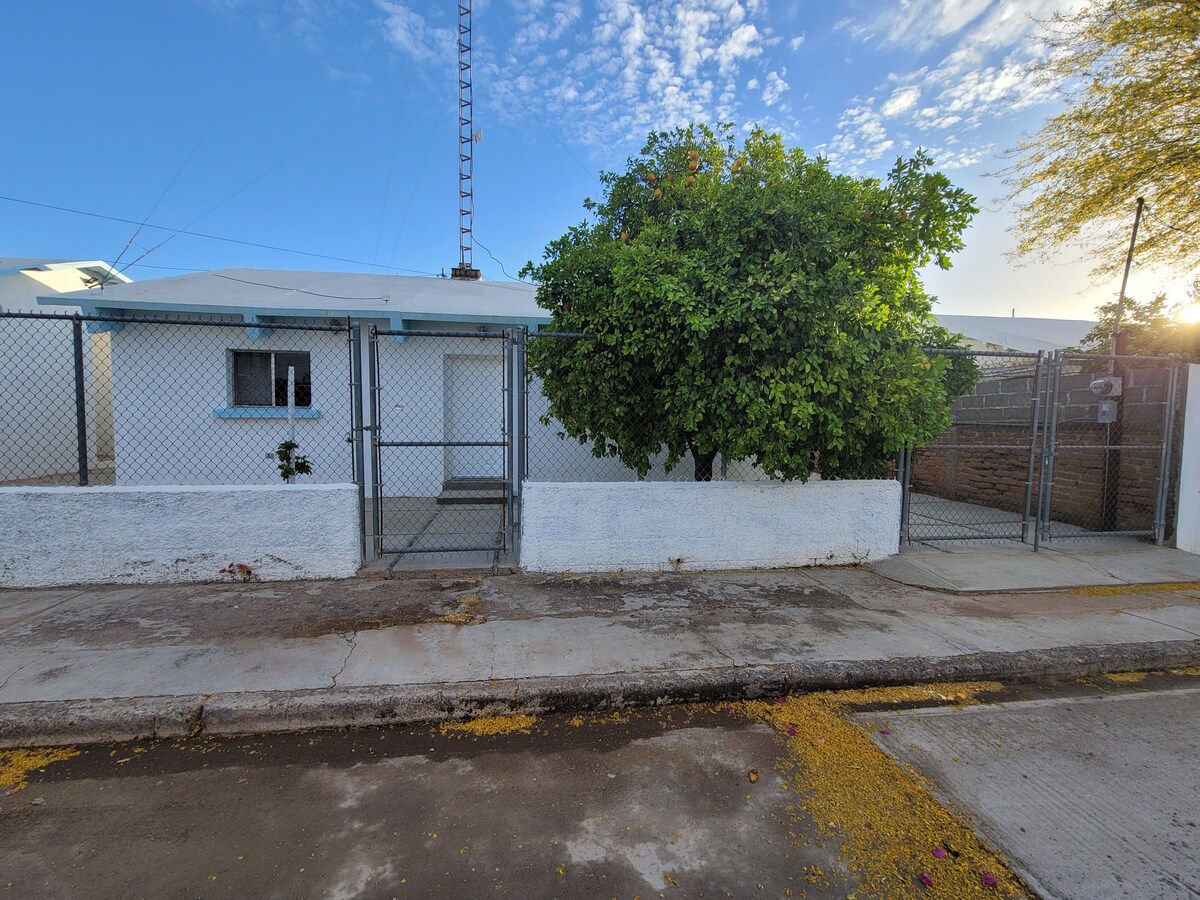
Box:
444 354 504 480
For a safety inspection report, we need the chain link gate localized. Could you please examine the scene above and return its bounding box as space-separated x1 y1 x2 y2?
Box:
367 327 518 561
900 349 1184 548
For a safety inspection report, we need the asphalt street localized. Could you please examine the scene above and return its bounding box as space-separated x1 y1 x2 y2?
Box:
1 671 1196 899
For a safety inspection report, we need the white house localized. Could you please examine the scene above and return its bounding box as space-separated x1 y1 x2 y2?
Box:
38 268 727 556
37 268 722 490
0 258 131 483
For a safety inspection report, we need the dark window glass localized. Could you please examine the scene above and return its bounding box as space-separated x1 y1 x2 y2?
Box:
232 350 312 408
232 351 273 406
273 352 312 408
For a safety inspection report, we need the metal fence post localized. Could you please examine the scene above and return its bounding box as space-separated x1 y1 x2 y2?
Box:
1153 358 1182 545
1037 351 1064 546
513 326 529 563
1021 350 1046 543
72 315 89 487
368 326 383 558
896 447 910 544
502 329 514 556
348 322 368 561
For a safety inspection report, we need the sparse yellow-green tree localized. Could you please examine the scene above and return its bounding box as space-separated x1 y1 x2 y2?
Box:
1005 0 1200 274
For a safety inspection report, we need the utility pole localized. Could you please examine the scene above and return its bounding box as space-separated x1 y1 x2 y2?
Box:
1100 197 1145 531
451 0 481 281
1110 197 1145 355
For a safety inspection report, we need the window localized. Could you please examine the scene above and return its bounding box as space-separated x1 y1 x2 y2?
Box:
231 351 312 407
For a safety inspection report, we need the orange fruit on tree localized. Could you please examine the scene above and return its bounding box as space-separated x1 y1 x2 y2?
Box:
646 172 657 183
620 231 629 241
688 159 699 172
653 187 663 198
685 175 695 186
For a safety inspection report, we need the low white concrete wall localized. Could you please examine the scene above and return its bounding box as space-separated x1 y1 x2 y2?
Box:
521 480 901 573
0 484 360 587
1175 365 1200 555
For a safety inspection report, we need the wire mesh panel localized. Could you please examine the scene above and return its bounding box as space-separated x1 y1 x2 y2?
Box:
1 312 355 488
0 314 96 485
369 329 512 557
904 350 1047 544
1040 353 1180 543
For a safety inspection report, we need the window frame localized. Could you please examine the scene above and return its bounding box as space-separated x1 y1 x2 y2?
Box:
229 349 312 409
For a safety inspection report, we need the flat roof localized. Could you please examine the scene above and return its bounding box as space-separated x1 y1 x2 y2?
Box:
44 267 548 327
937 314 1095 352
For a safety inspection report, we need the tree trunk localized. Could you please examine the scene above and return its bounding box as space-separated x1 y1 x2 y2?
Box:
691 446 717 482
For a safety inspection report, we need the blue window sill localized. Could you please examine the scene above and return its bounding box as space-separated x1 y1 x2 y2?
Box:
212 407 322 420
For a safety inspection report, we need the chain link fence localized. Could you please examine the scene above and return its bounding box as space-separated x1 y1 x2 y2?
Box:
1 312 356 489
902 349 1046 543
902 347 1183 546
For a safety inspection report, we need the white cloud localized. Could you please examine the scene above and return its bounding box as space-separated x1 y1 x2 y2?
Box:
844 0 993 51
880 85 920 117
825 0 1077 173
789 34 805 51
762 70 789 107
377 1 455 68
820 102 894 169
480 0 779 148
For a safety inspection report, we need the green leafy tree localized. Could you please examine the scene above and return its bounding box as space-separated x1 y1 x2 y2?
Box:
1005 0 1200 274
523 124 978 481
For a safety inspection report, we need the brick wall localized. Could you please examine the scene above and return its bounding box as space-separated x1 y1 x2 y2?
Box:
912 364 1171 532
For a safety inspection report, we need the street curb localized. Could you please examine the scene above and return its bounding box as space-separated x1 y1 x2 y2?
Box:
2 639 1198 748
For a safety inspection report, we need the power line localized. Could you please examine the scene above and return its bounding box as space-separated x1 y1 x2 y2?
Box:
211 272 389 301
1146 207 1197 237
118 120 349 274
0 193 439 276
474 235 525 282
107 72 246 281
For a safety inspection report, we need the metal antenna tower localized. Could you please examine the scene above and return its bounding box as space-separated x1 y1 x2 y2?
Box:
451 0 481 280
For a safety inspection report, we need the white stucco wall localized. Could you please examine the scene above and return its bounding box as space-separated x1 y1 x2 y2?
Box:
1174 365 1200 555
0 484 360 587
109 322 353 485
96 321 773 494
520 479 902 572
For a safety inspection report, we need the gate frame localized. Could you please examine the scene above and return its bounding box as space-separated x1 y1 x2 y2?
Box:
899 348 1048 545
366 326 517 559
901 348 1184 549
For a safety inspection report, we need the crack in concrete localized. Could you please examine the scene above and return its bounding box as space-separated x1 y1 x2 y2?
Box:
331 631 359 687
1122 610 1200 639
0 663 28 696
697 632 741 668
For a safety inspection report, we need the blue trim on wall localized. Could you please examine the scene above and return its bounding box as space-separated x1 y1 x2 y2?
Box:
212 407 322 420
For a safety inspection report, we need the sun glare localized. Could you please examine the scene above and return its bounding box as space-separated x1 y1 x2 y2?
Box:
1178 303 1200 325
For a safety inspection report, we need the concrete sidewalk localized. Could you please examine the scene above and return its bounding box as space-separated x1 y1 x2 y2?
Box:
873 538 1200 592
1 565 1198 747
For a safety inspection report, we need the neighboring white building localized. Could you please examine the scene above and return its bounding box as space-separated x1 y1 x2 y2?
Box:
934 314 1096 354
0 258 130 483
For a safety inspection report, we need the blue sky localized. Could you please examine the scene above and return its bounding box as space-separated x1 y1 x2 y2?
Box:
1 0 1185 318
